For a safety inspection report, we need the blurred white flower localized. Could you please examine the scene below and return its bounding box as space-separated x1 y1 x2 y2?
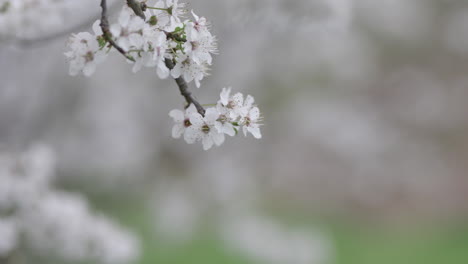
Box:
0 145 140 264
111 7 148 51
154 0 186 31
65 32 107 76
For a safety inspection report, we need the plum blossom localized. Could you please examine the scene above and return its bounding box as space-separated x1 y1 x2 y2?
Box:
169 89 262 150
110 7 147 51
64 31 107 77
241 106 262 139
186 10 209 40
65 1 262 149
185 108 225 150
151 0 186 31
184 12 217 65
217 87 248 119
171 54 208 88
169 104 198 139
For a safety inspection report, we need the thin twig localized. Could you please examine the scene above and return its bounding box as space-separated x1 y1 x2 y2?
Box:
100 0 135 62
165 59 206 115
126 0 146 20
105 0 206 116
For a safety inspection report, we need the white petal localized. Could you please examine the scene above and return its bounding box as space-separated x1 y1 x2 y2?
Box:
157 63 170 79
119 8 131 27
211 131 225 146
169 109 184 122
249 107 260 121
242 126 248 137
82 63 96 77
220 87 231 105
204 108 219 124
171 64 182 78
189 113 204 126
232 93 244 107
110 24 121 37
248 126 262 139
222 123 236 137
191 10 199 21
202 136 214 150
244 95 255 108
184 127 201 144
93 20 103 35
172 124 185 138
185 104 198 116
129 34 144 49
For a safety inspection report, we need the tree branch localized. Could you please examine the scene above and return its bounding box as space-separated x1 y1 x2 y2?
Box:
108 0 206 116
126 0 146 20
100 0 135 62
165 59 206 115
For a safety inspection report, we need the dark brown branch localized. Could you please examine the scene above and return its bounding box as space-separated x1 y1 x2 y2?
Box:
165 59 206 116
126 0 146 20
100 0 135 62
118 0 206 116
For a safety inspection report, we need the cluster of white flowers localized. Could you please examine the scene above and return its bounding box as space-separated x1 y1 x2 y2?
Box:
66 0 262 150
66 0 217 87
170 87 262 150
0 145 140 263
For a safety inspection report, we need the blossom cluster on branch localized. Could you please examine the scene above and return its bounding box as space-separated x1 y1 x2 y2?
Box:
170 88 262 150
65 0 262 150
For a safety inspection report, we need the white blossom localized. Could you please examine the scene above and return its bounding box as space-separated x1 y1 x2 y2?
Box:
217 87 248 120
65 31 107 77
154 0 186 31
171 54 208 88
241 106 262 139
185 108 225 150
169 104 198 139
186 10 209 40
110 7 147 51
184 12 217 65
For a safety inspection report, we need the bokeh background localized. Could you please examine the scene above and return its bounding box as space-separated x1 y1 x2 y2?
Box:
1 0 468 263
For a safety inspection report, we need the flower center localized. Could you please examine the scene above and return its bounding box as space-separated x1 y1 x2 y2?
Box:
202 125 210 134
84 51 94 62
244 117 251 126
184 119 191 127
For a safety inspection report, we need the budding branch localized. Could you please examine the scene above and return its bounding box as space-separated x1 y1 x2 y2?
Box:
99 0 206 115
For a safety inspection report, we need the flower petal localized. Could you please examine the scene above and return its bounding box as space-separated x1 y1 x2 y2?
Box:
184 127 201 144
172 124 185 139
211 131 225 146
248 126 262 139
189 113 205 126
169 109 184 122
249 107 260 121
202 136 214 150
204 108 219 124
